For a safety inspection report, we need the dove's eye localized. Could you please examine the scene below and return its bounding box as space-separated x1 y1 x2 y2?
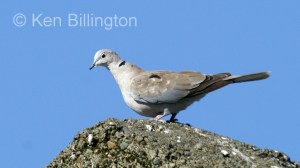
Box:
102 54 106 58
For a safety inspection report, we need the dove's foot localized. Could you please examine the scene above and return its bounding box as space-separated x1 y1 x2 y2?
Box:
152 114 167 122
152 113 177 122
153 114 165 121
167 113 178 122
167 120 192 126
167 118 178 123
166 113 191 126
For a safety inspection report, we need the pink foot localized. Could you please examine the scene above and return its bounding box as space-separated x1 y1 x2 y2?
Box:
153 114 164 120
152 114 166 122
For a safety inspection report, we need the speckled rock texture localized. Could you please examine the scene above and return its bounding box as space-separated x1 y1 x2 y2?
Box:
47 118 299 168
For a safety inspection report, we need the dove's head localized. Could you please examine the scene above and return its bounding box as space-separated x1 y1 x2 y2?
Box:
89 49 121 70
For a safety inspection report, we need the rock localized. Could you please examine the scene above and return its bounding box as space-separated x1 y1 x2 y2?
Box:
106 141 116 149
153 157 160 165
119 142 129 150
135 135 143 142
221 149 229 157
47 118 300 168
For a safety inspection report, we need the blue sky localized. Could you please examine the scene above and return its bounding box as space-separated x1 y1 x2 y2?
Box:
1 1 299 167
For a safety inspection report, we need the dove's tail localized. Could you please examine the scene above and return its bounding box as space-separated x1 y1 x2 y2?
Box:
187 72 270 97
223 72 270 83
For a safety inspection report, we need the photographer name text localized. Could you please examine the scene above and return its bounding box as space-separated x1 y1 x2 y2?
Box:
13 13 138 30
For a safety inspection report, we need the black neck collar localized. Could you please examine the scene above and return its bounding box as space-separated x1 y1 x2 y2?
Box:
118 61 126 67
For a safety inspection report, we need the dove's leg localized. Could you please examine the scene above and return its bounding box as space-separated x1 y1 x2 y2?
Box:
153 109 173 121
167 113 178 123
153 114 165 121
153 110 169 121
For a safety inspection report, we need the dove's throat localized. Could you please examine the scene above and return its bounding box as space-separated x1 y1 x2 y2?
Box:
108 60 143 93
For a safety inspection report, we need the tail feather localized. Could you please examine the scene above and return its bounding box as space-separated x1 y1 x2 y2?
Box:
185 71 269 98
223 72 270 83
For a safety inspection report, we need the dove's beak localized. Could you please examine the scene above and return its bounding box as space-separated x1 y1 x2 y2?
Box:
89 63 95 70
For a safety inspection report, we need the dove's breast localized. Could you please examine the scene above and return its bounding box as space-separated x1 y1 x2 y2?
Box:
122 91 165 117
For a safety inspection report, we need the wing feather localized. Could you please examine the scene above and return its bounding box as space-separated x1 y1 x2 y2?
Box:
129 71 206 104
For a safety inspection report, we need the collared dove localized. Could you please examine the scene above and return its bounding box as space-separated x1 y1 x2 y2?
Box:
90 49 269 122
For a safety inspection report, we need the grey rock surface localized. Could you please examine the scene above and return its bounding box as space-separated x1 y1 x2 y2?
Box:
47 118 299 168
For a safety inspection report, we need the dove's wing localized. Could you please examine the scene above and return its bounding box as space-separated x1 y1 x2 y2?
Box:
129 70 206 104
